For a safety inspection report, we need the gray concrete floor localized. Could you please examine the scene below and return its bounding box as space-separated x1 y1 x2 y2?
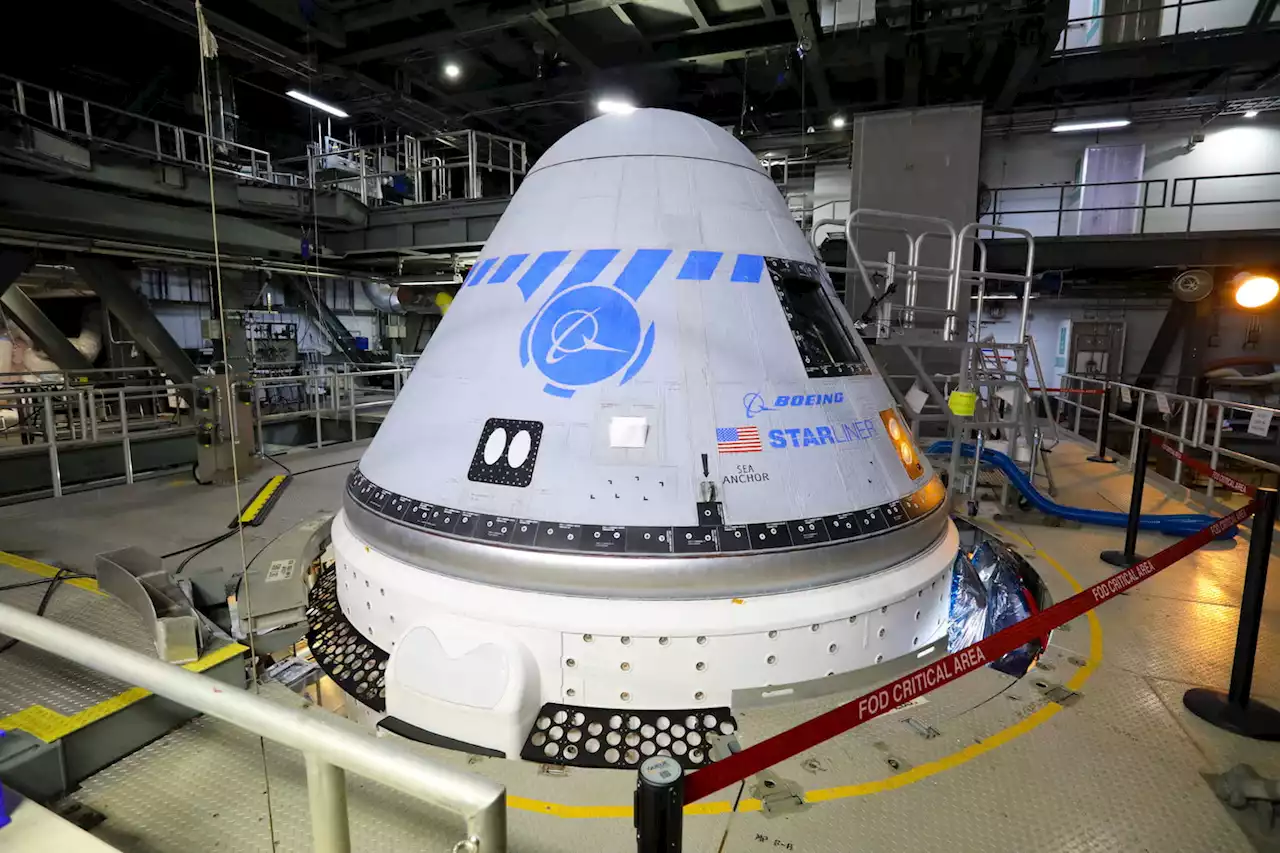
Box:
2 438 1279 852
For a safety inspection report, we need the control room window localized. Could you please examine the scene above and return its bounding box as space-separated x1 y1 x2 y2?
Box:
773 273 866 378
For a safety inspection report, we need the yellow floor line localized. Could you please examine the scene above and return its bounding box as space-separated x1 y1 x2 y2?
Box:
504 522 1105 818
0 643 248 743
0 550 247 742
0 549 102 594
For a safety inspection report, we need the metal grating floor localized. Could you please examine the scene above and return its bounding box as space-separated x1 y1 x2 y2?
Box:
2 439 1276 852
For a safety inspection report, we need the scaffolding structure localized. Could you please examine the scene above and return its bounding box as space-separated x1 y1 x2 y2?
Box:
823 209 1054 510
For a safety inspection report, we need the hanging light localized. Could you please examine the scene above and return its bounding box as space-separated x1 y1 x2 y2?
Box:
1051 118 1131 133
444 62 462 80
1234 274 1280 309
285 90 348 119
596 98 638 115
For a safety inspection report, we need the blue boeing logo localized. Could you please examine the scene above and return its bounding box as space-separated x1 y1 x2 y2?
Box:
519 249 669 397
744 391 845 418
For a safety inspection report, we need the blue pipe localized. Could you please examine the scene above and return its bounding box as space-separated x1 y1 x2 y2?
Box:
926 441 1236 539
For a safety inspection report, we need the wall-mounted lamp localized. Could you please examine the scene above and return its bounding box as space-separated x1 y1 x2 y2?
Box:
1234 273 1279 309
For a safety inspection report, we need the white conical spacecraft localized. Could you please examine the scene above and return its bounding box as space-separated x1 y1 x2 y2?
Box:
311 108 956 769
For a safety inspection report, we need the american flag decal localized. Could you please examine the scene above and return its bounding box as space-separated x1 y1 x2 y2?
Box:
716 426 762 453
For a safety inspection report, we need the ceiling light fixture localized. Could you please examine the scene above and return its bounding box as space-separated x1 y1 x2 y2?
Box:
1244 110 1260 119
1234 274 1279 309
285 90 348 119
1050 118 1131 133
831 115 846 129
444 62 462 80
597 98 637 115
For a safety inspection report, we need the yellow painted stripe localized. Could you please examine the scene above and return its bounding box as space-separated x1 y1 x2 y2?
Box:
0 643 248 743
240 475 288 523
505 523 1104 819
0 549 101 594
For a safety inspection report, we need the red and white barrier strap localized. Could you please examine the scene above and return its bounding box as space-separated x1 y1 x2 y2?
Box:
683 502 1257 802
1152 436 1256 496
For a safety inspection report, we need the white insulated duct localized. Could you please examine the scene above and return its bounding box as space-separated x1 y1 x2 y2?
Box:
8 309 103 376
361 280 402 313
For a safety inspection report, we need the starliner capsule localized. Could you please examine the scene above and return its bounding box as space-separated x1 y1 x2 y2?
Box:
311 108 957 769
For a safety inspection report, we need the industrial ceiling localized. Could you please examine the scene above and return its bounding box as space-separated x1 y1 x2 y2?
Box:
7 0 1280 155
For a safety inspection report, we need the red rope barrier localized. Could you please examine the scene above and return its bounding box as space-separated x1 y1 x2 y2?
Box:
683 501 1256 801
1151 436 1256 496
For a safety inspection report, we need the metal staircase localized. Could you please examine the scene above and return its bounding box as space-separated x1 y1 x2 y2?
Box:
820 209 1056 509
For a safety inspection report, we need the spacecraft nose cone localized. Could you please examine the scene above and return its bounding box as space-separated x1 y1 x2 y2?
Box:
529 108 766 175
347 108 945 597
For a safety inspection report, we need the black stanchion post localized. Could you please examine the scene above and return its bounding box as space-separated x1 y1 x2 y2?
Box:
1087 382 1116 464
635 756 684 853
1101 427 1150 567
1184 487 1280 740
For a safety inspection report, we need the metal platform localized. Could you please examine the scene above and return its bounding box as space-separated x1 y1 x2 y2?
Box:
0 553 246 796
2 440 1279 852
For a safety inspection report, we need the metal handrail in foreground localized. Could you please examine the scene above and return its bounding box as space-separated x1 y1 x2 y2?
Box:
0 602 507 853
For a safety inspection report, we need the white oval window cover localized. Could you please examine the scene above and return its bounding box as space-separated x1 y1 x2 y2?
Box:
508 430 532 468
484 428 507 465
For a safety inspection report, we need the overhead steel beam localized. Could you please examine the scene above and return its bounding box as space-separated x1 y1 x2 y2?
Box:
683 0 711 30
72 258 198 385
0 249 30 301
784 0 834 110
1030 29 1280 90
456 19 795 106
0 176 305 260
529 12 600 73
246 0 346 47
612 4 641 28
1 285 94 373
333 0 624 65
342 0 448 31
1249 0 1279 26
994 40 1039 110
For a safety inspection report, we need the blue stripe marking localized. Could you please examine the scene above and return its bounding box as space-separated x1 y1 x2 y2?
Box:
620 322 656 385
517 251 570 301
730 254 765 283
489 254 528 284
614 249 671 300
552 249 620 296
677 251 723 281
544 383 575 398
465 257 498 286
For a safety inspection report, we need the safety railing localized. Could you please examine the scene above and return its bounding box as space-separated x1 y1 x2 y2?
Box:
1171 171 1280 232
980 179 1168 237
983 171 1280 237
1 73 530 210
253 366 409 452
0 600 507 852
0 365 413 499
0 74 279 185
1053 0 1254 53
1054 373 1280 507
0 380 195 497
284 129 527 208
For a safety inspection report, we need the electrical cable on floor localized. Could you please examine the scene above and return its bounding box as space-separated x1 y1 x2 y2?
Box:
263 453 292 475
160 528 239 561
175 527 244 575
0 568 77 656
287 457 361 477
0 571 91 594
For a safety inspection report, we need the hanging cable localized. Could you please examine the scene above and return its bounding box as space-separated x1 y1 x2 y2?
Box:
194 4 277 847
